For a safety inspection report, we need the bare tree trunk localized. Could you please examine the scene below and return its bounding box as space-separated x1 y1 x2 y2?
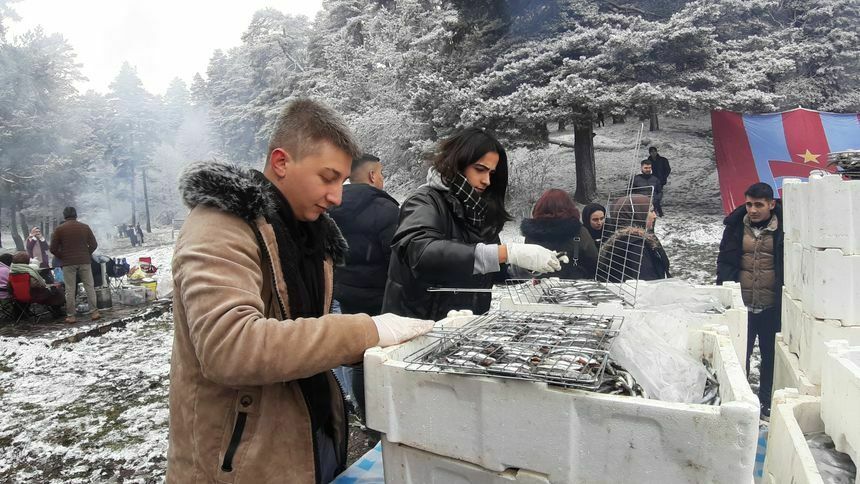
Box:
0 199 3 248
573 123 598 204
18 202 29 243
649 106 660 132
142 167 152 232
558 118 566 131
130 165 137 226
10 201 24 251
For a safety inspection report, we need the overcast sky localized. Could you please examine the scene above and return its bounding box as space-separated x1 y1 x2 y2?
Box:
6 0 323 95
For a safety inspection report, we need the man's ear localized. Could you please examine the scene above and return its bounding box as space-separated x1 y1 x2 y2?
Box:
269 148 292 178
768 199 776 211
368 168 377 185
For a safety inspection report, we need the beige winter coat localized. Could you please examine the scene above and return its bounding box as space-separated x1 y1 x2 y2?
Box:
167 163 378 483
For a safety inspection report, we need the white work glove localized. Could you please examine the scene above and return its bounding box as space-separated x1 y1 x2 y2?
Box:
506 243 562 274
372 313 435 347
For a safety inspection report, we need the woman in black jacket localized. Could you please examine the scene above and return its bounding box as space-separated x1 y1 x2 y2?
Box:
581 203 606 251
382 128 562 320
597 194 670 282
521 189 598 279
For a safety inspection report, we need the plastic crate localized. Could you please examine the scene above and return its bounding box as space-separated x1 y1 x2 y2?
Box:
773 334 819 398
796 314 860 385
365 322 759 484
762 390 827 484
783 175 860 255
382 437 551 483
821 341 860 469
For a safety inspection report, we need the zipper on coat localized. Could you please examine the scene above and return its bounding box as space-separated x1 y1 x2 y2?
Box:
221 412 248 472
330 369 350 474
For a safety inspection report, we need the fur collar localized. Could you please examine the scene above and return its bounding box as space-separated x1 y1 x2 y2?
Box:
520 217 583 241
179 161 348 265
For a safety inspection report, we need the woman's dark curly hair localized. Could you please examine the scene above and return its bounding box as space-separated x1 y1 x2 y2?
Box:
431 127 512 232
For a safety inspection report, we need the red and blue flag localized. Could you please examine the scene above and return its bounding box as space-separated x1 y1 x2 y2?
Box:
712 108 860 214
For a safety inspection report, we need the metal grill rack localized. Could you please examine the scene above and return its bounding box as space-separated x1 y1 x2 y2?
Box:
405 311 624 390
594 187 656 306
504 278 624 307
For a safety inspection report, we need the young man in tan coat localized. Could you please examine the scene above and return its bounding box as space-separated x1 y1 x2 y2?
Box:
167 99 433 483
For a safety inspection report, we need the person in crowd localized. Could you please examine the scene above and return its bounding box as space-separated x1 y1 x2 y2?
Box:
26 227 51 269
167 99 433 484
328 152 399 427
643 146 671 209
597 194 670 282
9 251 65 311
383 127 562 320
520 189 597 280
582 203 606 251
631 159 664 217
716 182 783 418
127 224 139 247
50 206 100 323
330 153 398 316
0 253 12 302
135 223 144 246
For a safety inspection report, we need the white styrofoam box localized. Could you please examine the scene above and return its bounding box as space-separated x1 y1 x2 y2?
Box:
797 313 860 385
782 288 804 355
783 174 860 255
498 281 749 365
381 437 552 484
773 334 820 398
821 340 860 468
799 248 860 324
365 322 759 484
782 177 810 246
784 242 805 301
762 390 828 484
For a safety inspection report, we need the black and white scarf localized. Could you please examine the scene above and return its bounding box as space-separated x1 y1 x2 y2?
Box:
449 172 488 228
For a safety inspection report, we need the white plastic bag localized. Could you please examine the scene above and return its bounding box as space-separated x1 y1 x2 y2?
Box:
635 279 725 313
610 317 709 403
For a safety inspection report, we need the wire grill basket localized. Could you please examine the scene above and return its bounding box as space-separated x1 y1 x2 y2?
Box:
504 278 624 307
405 311 624 390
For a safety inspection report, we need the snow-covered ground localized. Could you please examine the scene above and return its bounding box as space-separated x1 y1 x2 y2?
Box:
0 116 742 481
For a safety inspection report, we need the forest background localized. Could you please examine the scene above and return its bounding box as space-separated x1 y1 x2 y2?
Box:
1 0 858 250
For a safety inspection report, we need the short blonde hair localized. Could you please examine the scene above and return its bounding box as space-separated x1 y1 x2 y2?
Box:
267 99 361 163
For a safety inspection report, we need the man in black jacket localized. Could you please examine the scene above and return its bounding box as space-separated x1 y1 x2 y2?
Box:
631 159 664 216
643 146 671 215
716 182 784 418
330 153 399 316
329 153 399 426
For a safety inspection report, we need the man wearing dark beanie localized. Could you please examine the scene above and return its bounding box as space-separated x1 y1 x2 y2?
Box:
50 206 100 323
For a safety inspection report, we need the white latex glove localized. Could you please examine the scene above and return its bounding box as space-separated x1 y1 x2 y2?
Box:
372 313 435 347
506 243 562 274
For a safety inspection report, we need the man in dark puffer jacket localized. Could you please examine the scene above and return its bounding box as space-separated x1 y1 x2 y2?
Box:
329 154 399 316
717 182 783 418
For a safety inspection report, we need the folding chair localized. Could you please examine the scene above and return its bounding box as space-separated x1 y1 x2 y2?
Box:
8 273 52 324
0 288 15 321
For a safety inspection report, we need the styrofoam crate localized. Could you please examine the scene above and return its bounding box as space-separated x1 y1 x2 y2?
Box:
797 314 860 385
782 288 804 355
498 281 748 365
784 242 805 301
782 177 810 246
821 340 860 469
773 334 820 398
381 437 552 484
783 174 860 255
799 248 860 324
762 390 828 484
365 323 759 484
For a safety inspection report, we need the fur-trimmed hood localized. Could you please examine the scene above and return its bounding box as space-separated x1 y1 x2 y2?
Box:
179 161 348 264
602 226 664 252
520 217 583 241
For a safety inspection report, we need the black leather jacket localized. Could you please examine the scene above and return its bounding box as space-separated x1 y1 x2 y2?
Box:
382 185 505 320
